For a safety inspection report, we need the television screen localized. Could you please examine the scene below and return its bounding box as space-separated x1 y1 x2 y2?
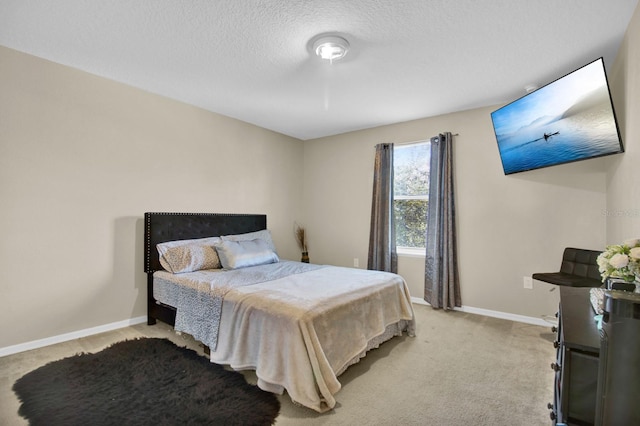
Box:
491 57 624 175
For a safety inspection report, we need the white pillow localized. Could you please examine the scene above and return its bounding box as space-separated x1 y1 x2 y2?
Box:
221 229 277 254
215 238 279 270
157 236 221 273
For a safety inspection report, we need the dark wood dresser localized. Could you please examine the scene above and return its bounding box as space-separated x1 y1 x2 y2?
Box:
550 287 601 425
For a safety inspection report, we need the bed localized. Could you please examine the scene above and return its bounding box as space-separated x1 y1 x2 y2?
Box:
144 212 415 412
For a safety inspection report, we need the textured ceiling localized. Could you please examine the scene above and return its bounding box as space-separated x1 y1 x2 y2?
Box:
0 0 637 140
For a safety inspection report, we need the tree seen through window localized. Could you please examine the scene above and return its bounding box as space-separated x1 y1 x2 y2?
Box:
394 142 430 249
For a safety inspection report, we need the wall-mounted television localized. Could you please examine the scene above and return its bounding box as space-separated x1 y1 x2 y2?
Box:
491 57 624 175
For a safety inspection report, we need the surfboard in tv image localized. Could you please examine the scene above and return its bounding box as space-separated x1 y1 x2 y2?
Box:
491 57 624 175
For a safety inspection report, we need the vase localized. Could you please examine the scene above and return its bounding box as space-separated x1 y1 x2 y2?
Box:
301 252 309 263
606 278 639 292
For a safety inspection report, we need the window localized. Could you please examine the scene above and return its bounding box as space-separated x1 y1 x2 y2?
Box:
394 142 430 254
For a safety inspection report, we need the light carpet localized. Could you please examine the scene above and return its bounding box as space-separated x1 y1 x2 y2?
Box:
1 304 555 426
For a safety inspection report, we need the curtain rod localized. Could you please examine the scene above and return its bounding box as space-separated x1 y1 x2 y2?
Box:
376 133 459 147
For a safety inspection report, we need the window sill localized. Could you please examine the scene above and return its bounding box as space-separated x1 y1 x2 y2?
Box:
397 248 425 258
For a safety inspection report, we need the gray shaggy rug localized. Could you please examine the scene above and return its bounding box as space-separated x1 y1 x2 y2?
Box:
12 338 280 425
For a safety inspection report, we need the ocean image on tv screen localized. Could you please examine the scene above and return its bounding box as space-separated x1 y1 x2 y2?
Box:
491 58 623 175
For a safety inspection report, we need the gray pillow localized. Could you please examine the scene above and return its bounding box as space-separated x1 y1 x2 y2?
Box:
221 229 277 254
215 238 279 270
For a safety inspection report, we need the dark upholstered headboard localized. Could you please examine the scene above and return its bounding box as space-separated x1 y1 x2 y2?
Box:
144 212 267 273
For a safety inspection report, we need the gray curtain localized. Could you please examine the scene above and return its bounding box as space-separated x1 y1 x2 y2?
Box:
424 132 461 309
368 143 397 273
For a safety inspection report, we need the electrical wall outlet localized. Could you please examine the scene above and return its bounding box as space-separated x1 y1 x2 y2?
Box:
353 258 359 268
523 276 533 289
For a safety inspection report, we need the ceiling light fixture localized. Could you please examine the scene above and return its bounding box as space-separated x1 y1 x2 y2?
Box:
312 35 350 64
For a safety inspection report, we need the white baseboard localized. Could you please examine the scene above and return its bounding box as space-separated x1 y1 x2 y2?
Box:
411 297 552 327
0 316 147 357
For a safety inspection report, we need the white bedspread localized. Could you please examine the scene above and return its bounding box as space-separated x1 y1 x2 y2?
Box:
154 261 323 351
154 262 415 412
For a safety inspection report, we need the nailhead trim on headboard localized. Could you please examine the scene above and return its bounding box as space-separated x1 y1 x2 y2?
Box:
144 212 268 273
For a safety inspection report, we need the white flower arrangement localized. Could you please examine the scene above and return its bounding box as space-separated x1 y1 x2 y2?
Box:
596 238 640 282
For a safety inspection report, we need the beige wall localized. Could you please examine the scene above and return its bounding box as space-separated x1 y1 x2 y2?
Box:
303 106 608 319
0 46 304 348
606 4 640 243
